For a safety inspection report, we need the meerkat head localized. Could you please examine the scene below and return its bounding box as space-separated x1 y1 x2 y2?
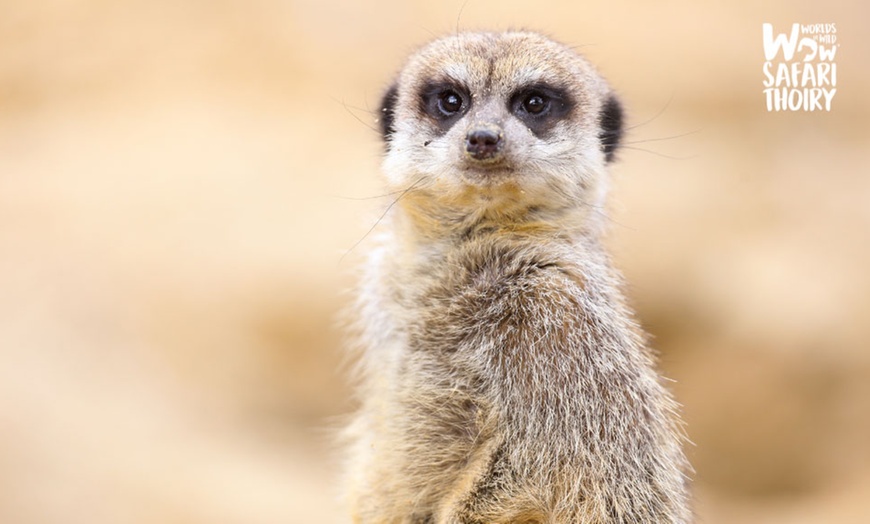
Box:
378 31 623 233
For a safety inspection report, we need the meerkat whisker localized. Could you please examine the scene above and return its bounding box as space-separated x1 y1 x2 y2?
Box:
625 92 676 131
623 129 702 145
620 145 699 161
338 176 426 264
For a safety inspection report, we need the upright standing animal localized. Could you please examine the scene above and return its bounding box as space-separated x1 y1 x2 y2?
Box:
343 31 692 524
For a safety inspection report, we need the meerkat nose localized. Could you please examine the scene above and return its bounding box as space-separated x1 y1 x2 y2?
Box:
465 124 504 162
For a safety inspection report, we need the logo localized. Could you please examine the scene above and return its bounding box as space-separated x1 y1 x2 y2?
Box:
762 23 838 112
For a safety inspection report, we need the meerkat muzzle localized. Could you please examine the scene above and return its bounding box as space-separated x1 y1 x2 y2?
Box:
465 123 504 162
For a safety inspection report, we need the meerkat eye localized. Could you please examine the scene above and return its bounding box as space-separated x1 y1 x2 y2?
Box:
522 93 549 115
420 83 470 129
510 84 574 137
437 90 464 115
438 91 462 116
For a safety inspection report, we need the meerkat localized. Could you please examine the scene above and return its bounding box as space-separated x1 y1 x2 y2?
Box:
343 31 692 523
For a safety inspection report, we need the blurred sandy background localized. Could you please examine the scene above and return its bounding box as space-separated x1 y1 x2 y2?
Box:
1 1 868 522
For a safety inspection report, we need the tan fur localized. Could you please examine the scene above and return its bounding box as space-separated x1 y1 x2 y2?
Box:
344 31 691 523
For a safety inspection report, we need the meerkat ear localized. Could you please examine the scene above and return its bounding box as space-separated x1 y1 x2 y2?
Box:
599 94 624 163
378 83 399 145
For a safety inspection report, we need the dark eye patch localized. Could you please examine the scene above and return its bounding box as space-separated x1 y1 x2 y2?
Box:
419 81 471 132
509 83 574 137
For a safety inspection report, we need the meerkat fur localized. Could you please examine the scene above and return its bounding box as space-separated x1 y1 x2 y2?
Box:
343 31 692 524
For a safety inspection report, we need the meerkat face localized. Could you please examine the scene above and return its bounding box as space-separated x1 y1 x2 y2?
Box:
378 31 623 225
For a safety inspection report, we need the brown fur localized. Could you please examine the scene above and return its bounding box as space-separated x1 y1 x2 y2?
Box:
344 31 691 523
